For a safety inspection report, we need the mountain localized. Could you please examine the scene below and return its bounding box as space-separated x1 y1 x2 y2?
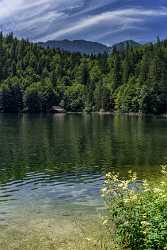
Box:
38 39 110 55
112 40 141 52
38 39 141 55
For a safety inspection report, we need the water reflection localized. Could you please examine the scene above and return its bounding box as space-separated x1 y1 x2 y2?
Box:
0 114 167 223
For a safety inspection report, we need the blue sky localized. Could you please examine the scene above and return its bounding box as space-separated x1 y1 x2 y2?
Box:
0 0 167 45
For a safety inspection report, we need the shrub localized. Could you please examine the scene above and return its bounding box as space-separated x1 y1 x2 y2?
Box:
102 166 167 250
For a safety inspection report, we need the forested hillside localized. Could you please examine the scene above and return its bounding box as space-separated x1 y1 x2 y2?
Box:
38 39 140 55
0 33 167 114
38 39 110 55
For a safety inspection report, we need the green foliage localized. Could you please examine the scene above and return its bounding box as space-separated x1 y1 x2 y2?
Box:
102 167 167 249
24 83 42 113
64 84 85 111
93 81 113 111
38 79 59 112
115 77 140 112
1 77 23 112
23 80 58 113
0 32 167 113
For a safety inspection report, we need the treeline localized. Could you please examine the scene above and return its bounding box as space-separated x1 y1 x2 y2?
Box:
0 33 167 114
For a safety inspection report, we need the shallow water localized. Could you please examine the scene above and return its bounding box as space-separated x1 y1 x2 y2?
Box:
0 113 167 240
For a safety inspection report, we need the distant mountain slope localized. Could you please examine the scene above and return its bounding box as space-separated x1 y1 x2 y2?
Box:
38 39 141 55
38 39 110 55
112 40 141 52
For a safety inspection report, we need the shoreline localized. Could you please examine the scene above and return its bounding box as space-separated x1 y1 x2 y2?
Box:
1 111 167 118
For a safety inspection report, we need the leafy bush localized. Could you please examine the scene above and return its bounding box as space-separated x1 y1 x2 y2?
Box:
102 166 167 250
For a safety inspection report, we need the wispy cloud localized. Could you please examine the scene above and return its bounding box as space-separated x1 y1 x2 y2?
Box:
0 0 21 18
41 7 167 41
0 0 167 44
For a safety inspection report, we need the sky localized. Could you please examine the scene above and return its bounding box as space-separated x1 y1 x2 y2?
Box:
0 0 167 45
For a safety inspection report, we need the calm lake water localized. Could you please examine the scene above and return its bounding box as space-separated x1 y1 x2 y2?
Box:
0 114 167 228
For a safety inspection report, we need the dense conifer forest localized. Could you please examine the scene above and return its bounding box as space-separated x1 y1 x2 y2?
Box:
0 32 167 114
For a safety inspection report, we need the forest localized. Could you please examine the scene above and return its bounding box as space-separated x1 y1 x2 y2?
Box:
0 32 167 114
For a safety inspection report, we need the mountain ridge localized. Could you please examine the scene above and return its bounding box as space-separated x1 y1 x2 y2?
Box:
38 39 141 55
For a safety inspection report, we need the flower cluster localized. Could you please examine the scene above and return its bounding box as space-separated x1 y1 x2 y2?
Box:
102 166 167 249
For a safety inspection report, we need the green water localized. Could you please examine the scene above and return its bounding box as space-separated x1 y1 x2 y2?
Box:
0 113 167 228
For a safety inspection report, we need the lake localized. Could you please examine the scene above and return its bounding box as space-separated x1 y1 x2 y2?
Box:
0 113 167 247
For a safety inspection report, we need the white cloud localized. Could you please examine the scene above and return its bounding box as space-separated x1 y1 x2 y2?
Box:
0 0 167 43
41 7 167 41
0 0 22 18
0 0 84 38
16 11 65 36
